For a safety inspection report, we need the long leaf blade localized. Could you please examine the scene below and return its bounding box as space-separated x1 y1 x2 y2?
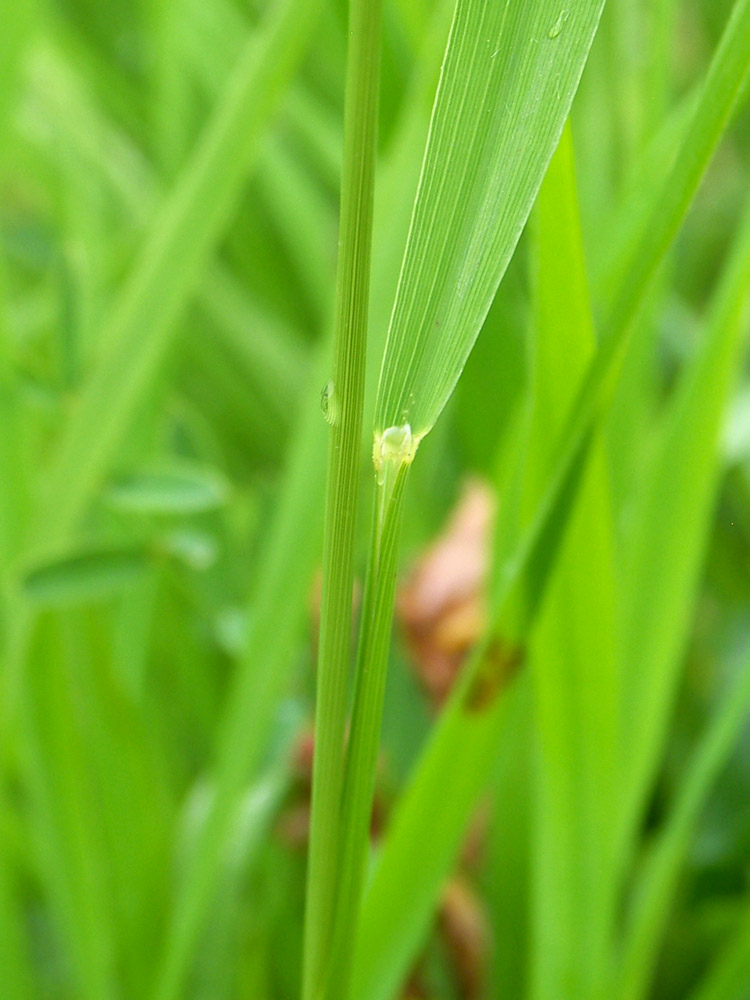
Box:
374 0 606 440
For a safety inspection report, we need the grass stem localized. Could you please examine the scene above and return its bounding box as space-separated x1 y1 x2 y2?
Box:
301 0 383 996
325 455 410 1000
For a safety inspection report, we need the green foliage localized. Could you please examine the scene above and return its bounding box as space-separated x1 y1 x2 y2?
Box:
1 1 749 1000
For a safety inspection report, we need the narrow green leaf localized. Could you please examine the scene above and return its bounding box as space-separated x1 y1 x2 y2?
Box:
106 465 229 516
599 0 750 348
527 125 619 1000
0 810 34 1000
0 0 33 570
20 615 120 1000
688 907 750 1000
643 0 678 137
150 360 329 1000
147 0 192 177
112 572 158 700
25 44 309 428
619 654 750 1000
56 611 174 999
374 0 606 441
23 547 150 606
0 265 29 573
617 188 750 882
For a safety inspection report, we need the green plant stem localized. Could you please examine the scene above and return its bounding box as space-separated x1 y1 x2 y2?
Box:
325 460 410 1000
301 0 383 997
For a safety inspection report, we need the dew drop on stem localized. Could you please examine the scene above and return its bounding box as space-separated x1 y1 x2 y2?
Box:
548 9 569 39
320 380 338 426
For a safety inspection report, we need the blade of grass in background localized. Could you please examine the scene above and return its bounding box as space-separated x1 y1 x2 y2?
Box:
0 830 33 1000
60 611 174 999
150 350 328 1000
689 907 750 1000
0 0 34 571
643 0 678 138
526 125 619 1000
616 187 750 880
597 0 750 353
0 11 40 991
482 681 533 999
0 263 29 573
619 645 750 1000
23 44 310 432
147 0 191 178
19 614 121 1000
528 0 750 545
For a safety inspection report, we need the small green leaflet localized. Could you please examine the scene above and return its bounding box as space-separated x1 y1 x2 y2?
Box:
106 464 229 515
23 547 150 606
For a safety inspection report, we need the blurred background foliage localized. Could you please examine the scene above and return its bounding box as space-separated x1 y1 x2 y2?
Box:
0 0 749 998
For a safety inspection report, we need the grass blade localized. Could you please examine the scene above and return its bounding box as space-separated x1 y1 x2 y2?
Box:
619 652 750 1000
0 806 33 1000
151 352 329 1000
374 0 606 442
20 615 120 1000
617 187 750 878
527 125 619 1000
600 0 750 343
688 907 750 1000
25 42 310 414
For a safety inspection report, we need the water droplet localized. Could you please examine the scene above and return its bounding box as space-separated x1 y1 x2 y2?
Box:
548 9 569 39
320 380 338 426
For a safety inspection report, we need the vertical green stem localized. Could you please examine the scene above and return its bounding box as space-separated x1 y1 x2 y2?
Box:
325 457 410 1000
302 0 383 997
